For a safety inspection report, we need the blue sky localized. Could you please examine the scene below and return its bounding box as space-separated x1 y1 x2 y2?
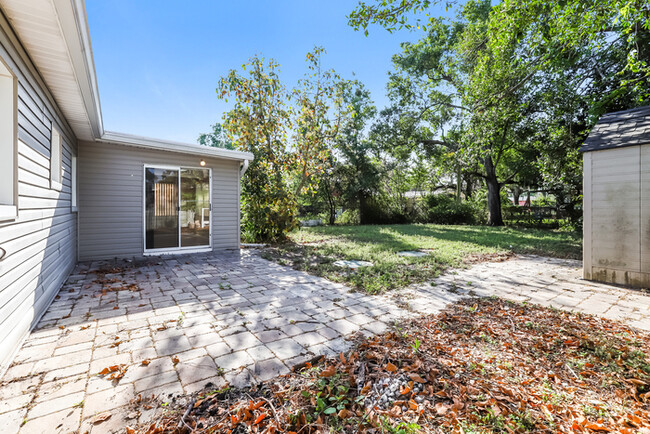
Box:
86 1 437 144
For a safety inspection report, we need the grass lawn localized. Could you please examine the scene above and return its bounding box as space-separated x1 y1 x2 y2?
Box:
261 224 582 293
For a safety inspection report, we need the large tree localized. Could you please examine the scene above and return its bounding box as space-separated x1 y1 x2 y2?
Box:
350 0 650 225
217 55 297 242
372 0 536 225
336 80 381 225
291 47 345 196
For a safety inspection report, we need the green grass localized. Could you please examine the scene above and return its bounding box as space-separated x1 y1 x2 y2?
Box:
262 224 581 293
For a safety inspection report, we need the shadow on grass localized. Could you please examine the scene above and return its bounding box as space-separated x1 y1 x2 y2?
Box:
296 224 582 260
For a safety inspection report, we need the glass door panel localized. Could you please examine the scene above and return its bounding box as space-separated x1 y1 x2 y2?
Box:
180 168 211 247
145 168 179 250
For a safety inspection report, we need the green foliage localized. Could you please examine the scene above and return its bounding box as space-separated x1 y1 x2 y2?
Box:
350 0 650 228
292 47 345 196
217 55 298 243
425 194 478 225
214 49 346 242
197 122 234 150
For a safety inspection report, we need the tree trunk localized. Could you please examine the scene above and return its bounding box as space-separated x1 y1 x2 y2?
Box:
456 166 462 202
328 202 336 225
359 193 368 225
323 182 336 225
464 173 473 199
485 156 504 226
511 186 522 206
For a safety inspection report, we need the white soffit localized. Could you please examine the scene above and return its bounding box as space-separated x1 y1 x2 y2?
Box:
0 0 253 163
0 0 101 141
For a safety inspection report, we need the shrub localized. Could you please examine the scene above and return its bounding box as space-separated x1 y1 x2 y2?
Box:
424 194 478 225
336 208 360 225
360 198 410 225
241 194 298 243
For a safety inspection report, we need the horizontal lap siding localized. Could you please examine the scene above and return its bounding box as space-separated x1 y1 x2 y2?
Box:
78 141 241 260
589 146 640 272
0 21 77 371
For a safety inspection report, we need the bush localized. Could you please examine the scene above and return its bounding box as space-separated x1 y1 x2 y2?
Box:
424 194 478 225
336 208 360 225
360 198 410 225
241 194 299 243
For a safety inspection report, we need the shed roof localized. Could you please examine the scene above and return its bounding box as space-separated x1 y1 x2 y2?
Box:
581 105 650 152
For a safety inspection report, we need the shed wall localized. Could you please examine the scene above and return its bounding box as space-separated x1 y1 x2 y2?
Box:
584 143 650 287
78 141 241 260
0 17 77 370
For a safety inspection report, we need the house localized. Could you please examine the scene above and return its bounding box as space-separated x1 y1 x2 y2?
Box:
0 0 252 371
581 105 650 288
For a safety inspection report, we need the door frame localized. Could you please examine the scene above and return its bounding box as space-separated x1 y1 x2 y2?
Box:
142 164 213 255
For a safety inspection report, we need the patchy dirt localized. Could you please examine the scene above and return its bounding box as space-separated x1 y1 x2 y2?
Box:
125 298 650 433
463 251 515 264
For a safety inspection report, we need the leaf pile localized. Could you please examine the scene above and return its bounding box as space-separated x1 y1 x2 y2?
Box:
98 364 128 382
129 298 650 433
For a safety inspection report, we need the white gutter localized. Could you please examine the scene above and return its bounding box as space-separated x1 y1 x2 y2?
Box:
54 0 105 138
99 131 254 162
240 159 249 177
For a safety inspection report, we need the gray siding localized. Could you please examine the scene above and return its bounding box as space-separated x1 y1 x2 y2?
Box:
78 140 240 260
0 18 77 370
584 143 650 287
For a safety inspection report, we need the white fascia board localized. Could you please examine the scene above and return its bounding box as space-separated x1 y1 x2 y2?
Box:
99 131 254 162
51 0 253 163
53 0 104 137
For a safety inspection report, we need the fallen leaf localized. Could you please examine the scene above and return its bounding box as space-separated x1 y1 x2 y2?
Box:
409 373 427 383
320 366 336 378
385 362 397 373
141 360 150 366
254 413 267 424
435 402 449 415
91 412 112 424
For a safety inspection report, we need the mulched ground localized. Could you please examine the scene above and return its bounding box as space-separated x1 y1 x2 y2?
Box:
126 298 650 433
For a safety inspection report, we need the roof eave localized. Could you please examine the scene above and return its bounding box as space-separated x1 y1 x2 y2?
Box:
99 131 254 162
54 0 104 138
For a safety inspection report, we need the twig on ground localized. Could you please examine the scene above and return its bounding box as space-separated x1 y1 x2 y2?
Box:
177 398 196 430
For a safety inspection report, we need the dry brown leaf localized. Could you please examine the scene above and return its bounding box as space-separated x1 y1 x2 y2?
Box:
320 365 336 378
385 362 397 373
435 402 449 416
91 412 112 424
409 373 427 383
141 360 150 366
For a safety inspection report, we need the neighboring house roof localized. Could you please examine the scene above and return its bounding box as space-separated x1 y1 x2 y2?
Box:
580 105 650 153
0 0 253 161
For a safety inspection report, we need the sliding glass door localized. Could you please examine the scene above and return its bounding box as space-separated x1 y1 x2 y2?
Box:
145 166 211 252
180 168 211 247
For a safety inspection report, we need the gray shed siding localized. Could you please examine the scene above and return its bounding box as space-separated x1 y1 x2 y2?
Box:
0 17 77 370
78 140 241 260
583 143 650 287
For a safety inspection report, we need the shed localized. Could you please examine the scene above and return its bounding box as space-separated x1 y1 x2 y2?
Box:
581 105 650 287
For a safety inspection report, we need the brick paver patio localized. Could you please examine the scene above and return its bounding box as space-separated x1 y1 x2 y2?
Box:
1 251 648 433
